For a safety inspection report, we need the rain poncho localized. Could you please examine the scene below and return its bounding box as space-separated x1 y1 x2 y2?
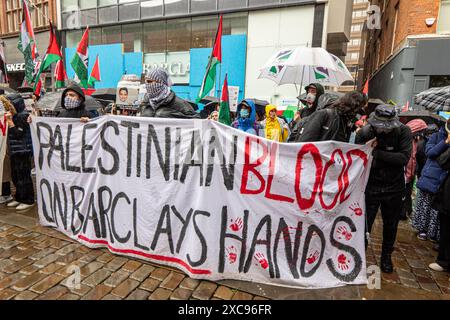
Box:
260 105 289 142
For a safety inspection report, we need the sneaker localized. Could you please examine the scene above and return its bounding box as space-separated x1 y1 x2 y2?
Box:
0 195 13 204
6 201 20 208
429 263 445 272
417 233 427 241
16 203 35 211
31 168 36 176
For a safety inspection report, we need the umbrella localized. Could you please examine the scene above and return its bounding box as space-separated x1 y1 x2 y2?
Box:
199 96 219 105
35 92 102 112
0 87 16 94
414 86 450 112
399 110 446 126
91 88 116 101
258 47 354 88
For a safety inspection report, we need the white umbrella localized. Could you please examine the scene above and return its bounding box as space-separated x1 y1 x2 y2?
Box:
258 47 354 88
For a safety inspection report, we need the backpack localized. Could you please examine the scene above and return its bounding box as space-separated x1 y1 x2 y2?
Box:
288 109 336 143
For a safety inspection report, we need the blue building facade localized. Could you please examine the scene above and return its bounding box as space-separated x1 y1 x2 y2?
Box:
65 34 247 105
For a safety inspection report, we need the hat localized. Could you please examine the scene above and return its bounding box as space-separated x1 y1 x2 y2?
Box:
406 119 428 134
368 105 402 129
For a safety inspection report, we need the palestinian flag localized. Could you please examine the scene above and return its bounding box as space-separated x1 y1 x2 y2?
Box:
71 27 89 88
197 15 222 102
363 79 369 96
34 78 42 97
34 22 63 91
0 43 7 83
17 0 39 84
88 55 101 88
54 59 67 89
218 74 231 126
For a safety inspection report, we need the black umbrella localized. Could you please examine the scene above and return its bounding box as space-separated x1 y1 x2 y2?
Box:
91 88 116 101
199 96 219 105
415 86 450 112
399 110 446 126
36 92 102 112
0 87 17 94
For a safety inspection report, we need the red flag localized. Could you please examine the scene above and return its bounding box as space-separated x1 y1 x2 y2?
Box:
34 78 42 97
363 79 369 95
212 15 223 63
54 59 67 88
88 55 101 87
401 100 410 113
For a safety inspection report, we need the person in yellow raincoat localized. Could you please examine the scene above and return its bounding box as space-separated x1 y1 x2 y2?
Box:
259 105 290 142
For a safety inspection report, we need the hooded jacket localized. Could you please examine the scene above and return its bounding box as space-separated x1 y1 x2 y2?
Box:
405 119 428 183
432 147 450 215
232 99 262 136
299 83 325 119
141 91 200 119
356 123 412 194
58 83 92 119
259 105 289 142
6 93 32 157
417 127 450 194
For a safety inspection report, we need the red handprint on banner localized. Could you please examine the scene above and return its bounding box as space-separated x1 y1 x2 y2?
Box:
226 246 238 264
307 250 320 265
337 254 351 271
254 253 269 270
230 218 243 232
349 203 363 217
337 226 353 241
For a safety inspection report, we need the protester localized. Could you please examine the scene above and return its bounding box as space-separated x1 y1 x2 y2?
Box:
0 96 13 205
289 83 325 135
401 119 428 220
259 105 289 142
413 123 450 242
429 120 450 272
292 91 367 143
209 111 219 121
356 105 412 273
232 99 261 136
4 94 34 211
141 68 199 119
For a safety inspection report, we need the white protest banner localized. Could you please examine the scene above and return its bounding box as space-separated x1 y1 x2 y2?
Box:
30 116 373 289
228 86 240 112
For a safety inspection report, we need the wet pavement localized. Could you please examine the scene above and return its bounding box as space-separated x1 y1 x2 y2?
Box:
0 204 449 300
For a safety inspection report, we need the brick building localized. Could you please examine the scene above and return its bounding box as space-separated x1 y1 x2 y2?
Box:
0 0 58 89
361 0 450 108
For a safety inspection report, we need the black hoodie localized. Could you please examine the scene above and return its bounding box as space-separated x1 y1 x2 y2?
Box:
58 83 92 119
6 93 32 156
299 83 325 119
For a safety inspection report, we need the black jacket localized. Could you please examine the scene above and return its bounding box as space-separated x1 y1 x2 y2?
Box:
356 124 413 194
416 137 427 178
432 148 450 215
6 94 32 157
141 92 200 119
58 83 92 119
293 108 352 143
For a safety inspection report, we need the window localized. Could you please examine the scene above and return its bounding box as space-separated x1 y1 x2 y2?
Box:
66 30 83 48
391 5 399 55
351 24 362 32
191 0 217 13
5 0 49 33
192 16 217 48
122 23 142 52
90 27 102 45
167 19 191 52
164 0 189 16
438 0 450 34
62 0 78 12
144 21 166 53
430 75 450 88
218 0 246 10
102 26 121 45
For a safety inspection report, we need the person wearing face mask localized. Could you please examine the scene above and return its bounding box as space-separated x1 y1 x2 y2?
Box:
289 83 325 134
58 83 92 121
141 68 199 119
356 105 413 274
292 91 367 143
231 100 262 136
4 94 35 211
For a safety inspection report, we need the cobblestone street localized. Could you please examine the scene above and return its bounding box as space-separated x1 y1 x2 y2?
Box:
0 205 449 300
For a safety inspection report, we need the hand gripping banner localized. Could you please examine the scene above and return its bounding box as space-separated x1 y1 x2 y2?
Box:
30 116 373 289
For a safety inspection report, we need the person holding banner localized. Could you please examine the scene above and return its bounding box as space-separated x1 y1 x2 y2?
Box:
4 94 34 211
0 96 13 205
356 105 413 273
58 83 92 122
292 91 367 143
141 68 200 119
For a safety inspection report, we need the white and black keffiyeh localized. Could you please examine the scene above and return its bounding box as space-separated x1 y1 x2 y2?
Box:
145 68 173 108
415 86 450 112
